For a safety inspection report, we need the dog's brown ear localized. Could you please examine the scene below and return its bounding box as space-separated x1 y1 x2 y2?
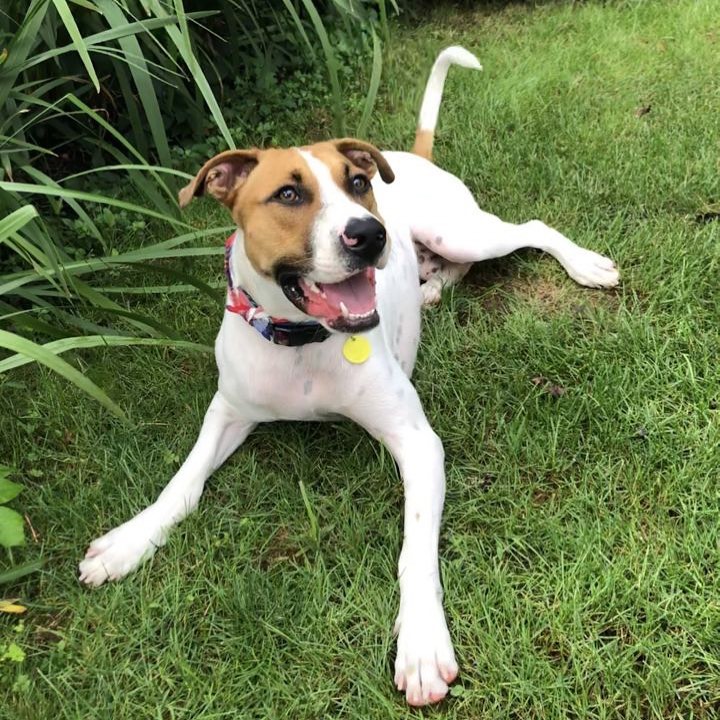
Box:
178 149 261 208
332 138 394 184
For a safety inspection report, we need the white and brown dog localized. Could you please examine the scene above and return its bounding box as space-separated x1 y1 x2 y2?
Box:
79 47 619 706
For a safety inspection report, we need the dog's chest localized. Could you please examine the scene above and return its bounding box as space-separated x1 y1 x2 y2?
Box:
214 221 423 422
215 320 342 421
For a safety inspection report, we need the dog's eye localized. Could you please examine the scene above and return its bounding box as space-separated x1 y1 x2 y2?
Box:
350 175 370 195
274 186 301 204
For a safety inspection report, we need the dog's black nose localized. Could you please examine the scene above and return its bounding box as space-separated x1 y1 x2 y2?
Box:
342 217 387 264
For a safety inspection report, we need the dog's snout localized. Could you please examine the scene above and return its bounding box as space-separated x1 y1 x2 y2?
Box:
342 217 387 263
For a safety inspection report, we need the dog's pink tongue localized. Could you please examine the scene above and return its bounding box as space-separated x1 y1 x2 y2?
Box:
321 271 376 314
300 270 376 320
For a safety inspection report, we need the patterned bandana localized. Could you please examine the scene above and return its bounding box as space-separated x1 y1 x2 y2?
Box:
224 233 330 347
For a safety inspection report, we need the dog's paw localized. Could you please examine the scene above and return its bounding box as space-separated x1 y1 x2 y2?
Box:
79 513 163 587
420 279 443 306
562 248 620 289
394 602 458 706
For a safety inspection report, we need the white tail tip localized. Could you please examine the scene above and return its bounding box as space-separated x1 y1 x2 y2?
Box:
437 46 483 72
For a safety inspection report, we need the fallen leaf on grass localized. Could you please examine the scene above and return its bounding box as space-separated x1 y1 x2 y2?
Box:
531 376 566 398
0 599 27 614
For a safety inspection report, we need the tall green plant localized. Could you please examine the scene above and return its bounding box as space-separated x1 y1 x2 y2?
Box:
0 1 233 415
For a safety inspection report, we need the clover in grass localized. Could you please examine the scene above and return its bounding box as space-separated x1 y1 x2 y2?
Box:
0 466 25 549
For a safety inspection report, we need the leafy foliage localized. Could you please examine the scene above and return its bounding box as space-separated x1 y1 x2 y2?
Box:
0 0 393 413
0 466 24 548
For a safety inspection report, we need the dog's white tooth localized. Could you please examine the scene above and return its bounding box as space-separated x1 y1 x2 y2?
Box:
340 301 349 318
308 281 320 294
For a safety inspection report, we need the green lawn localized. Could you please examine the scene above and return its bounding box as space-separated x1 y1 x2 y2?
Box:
2 1 720 717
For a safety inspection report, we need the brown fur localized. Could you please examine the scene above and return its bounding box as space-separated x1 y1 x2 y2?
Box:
329 138 395 183
412 129 434 162
307 142 384 220
233 149 321 276
178 149 260 208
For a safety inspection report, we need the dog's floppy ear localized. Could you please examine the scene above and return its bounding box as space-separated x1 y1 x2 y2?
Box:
178 149 261 208
332 138 394 184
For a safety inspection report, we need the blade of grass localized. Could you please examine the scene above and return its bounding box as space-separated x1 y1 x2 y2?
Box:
280 0 316 59
21 165 103 244
0 329 125 419
298 479 320 548
151 0 235 148
50 0 101 92
0 335 212 373
91 283 222 295
299 0 344 136
95 0 171 165
0 181 192 227
20 13 216 75
0 205 39 240
0 560 44 586
0 227 229 296
356 29 383 138
0 0 51 108
64 94 178 210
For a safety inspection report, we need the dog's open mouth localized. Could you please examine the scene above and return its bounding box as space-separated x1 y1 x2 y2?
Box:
280 267 379 332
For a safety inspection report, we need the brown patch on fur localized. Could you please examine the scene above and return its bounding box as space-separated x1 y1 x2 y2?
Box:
412 129 434 161
178 149 260 208
180 147 319 277
328 138 395 183
234 148 320 276
308 141 383 217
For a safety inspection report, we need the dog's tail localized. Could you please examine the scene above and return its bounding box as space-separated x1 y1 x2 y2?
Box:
412 46 482 162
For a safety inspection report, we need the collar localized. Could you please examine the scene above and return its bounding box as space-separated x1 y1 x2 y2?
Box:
224 233 331 347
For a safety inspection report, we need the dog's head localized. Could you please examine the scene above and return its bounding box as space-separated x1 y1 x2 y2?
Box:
179 139 394 333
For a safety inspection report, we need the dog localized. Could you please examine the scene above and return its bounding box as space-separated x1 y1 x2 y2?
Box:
79 47 619 706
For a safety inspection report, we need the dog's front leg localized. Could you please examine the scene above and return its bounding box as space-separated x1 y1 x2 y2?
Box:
348 376 457 706
79 391 254 587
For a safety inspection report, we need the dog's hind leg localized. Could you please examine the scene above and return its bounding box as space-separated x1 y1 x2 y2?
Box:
404 158 619 303
415 207 619 305
79 392 255 587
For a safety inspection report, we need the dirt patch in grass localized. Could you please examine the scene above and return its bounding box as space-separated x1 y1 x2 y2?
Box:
259 527 304 570
465 256 621 317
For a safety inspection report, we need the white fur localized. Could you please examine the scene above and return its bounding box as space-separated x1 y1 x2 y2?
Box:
79 46 619 708
419 46 482 132
299 149 386 282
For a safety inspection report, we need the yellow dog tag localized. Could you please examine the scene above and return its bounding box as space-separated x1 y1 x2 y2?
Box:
343 335 371 364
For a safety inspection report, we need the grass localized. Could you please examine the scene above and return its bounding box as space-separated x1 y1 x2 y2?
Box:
2 0 720 717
